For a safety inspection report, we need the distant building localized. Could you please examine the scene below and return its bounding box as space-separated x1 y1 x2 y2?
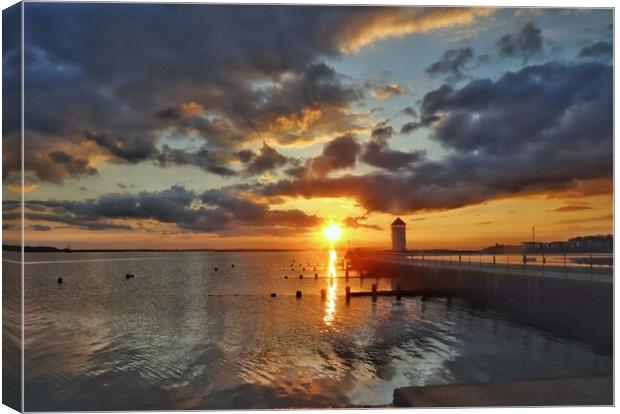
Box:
391 217 407 252
521 234 612 253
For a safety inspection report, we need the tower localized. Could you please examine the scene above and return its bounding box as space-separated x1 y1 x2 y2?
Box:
391 217 406 252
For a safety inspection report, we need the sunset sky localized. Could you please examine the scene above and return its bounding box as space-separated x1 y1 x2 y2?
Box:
2 4 613 250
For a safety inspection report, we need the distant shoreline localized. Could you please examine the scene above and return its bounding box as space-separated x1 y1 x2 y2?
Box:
3 244 611 254
2 245 310 253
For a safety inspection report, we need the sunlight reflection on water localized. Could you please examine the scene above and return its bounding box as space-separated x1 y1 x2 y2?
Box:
323 250 337 327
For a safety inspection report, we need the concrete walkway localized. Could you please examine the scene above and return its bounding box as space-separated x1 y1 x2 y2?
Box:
393 376 613 407
370 255 613 284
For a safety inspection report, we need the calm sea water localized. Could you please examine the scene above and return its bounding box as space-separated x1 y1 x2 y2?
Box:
6 251 612 409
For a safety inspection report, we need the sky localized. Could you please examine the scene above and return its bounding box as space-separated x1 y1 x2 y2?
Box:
2 4 614 250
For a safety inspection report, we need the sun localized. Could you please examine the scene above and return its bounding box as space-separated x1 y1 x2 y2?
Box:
323 222 342 243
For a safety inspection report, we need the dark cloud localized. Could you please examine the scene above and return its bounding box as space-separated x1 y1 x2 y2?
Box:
578 41 612 60
156 145 237 177
497 22 543 61
342 216 382 231
370 122 394 142
418 61 611 156
399 106 418 118
236 149 255 164
400 122 420 134
84 131 159 163
243 143 288 175
307 133 361 177
19 5 493 184
25 185 323 235
361 122 425 171
9 147 98 184
361 141 425 172
425 47 474 80
254 61 612 215
19 5 371 183
2 3 21 139
46 151 98 177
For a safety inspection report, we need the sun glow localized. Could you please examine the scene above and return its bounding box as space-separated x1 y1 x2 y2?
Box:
322 222 342 244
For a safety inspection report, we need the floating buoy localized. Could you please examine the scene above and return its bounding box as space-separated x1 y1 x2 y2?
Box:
299 274 303 279
126 273 134 279
270 293 277 297
296 290 302 299
302 267 305 271
231 264 235 268
314 273 318 278
284 276 288 279
57 277 63 284
320 289 326 300
214 267 218 271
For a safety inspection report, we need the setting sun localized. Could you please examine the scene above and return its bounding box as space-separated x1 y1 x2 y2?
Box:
323 222 342 243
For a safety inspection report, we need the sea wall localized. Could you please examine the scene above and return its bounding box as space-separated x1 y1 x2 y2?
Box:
352 258 613 353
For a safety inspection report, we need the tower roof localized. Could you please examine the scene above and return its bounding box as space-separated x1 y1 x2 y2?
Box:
391 217 406 226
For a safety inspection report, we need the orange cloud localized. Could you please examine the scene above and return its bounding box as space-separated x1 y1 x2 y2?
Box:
272 107 324 134
259 106 368 147
370 83 409 100
335 7 496 53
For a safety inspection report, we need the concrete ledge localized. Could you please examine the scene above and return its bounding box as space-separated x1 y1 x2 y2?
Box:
393 376 613 407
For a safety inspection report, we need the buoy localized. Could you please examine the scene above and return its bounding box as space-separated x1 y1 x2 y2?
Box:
284 276 288 279
270 293 277 297
126 273 134 279
214 267 218 271
57 277 63 284
314 273 318 278
299 274 303 279
302 267 305 271
320 289 326 300
232 264 235 268
296 290 302 299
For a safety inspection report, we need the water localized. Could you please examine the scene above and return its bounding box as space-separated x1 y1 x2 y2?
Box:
6 251 612 410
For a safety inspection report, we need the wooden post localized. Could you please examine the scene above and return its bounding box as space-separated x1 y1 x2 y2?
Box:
371 283 377 301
